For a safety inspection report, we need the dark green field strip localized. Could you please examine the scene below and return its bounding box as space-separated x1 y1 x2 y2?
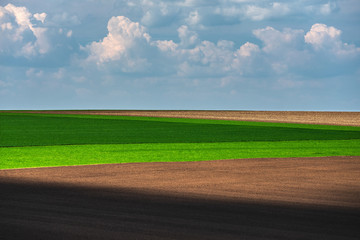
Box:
3 111 360 130
1 113 360 147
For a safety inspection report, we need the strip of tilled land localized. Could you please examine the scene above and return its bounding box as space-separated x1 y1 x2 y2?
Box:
1 156 359 239
8 110 360 126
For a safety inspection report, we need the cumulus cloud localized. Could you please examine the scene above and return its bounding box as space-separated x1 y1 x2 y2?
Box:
305 23 360 57
154 39 178 53
250 23 359 78
183 40 235 74
85 16 249 76
2 0 359 111
253 26 304 53
0 4 50 57
174 23 358 79
305 23 341 48
236 42 260 57
155 28 262 78
177 25 199 48
83 14 359 85
84 16 152 72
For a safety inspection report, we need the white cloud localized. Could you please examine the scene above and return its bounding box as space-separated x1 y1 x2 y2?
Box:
231 41 262 76
3 4 31 29
177 25 199 48
305 23 341 48
236 42 260 57
0 4 50 57
1 22 12 30
214 6 242 18
31 27 50 54
79 12 359 88
244 2 290 21
253 26 304 53
154 40 178 52
186 10 201 26
66 30 72 38
249 23 359 79
305 23 360 57
319 2 337 15
251 26 312 75
85 16 152 72
213 2 291 23
202 1 341 26
304 2 338 16
33 12 47 23
195 40 234 67
1 1 358 111
140 0 179 27
87 16 149 63
85 17 240 76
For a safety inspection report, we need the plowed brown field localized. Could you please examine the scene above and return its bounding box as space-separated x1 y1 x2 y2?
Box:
10 110 360 126
1 156 360 239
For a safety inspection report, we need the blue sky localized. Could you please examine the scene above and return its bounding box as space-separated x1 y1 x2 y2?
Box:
0 0 359 110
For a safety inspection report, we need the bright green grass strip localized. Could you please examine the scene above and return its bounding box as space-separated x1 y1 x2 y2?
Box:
1 140 359 169
1 113 360 147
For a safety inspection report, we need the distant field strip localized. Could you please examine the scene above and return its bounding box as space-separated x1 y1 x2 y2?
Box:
1 113 360 169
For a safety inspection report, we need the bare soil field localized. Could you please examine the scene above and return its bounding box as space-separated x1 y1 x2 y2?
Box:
1 156 360 239
10 110 360 126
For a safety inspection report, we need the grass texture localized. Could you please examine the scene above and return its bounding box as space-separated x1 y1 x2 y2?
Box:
1 112 360 169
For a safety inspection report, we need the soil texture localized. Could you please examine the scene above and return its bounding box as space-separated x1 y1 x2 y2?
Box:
1 156 360 239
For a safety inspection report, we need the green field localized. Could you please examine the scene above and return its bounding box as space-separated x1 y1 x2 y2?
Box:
1 112 360 169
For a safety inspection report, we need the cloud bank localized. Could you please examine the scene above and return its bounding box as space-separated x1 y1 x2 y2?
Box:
83 15 359 83
1 1 359 111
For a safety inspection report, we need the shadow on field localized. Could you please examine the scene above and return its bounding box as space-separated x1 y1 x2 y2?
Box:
1 180 359 240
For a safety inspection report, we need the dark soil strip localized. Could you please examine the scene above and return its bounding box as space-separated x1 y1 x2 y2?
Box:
1 180 359 240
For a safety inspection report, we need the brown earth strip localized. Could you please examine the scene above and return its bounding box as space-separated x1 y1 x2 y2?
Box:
1 156 360 208
1 156 360 239
5 110 360 126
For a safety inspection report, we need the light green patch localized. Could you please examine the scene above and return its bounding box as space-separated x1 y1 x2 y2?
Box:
1 140 359 169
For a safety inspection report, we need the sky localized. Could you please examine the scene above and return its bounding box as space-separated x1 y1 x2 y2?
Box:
0 0 359 111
